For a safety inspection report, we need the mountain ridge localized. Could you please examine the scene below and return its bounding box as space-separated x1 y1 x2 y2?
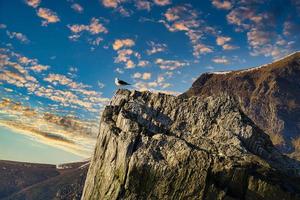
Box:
182 52 300 157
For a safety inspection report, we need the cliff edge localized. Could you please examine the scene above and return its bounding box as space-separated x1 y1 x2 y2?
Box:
82 89 300 200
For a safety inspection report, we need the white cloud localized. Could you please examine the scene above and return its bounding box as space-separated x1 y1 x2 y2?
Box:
37 8 60 26
25 0 41 8
113 39 135 50
30 65 49 72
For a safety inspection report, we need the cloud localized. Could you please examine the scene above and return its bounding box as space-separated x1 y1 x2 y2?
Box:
25 0 41 8
30 65 50 73
112 38 145 70
135 0 151 11
97 81 105 88
0 48 110 126
71 3 84 13
125 60 135 69
114 49 133 63
6 31 30 44
211 0 232 10
68 18 108 45
0 24 7 29
137 60 149 67
216 36 231 46
155 58 189 70
115 67 124 74
153 0 171 6
113 39 135 50
216 36 238 50
18 56 37 65
37 8 60 26
212 57 229 64
132 72 151 80
224 1 299 58
146 41 167 55
133 73 173 92
161 5 216 58
193 44 213 55
102 0 123 8
89 18 108 34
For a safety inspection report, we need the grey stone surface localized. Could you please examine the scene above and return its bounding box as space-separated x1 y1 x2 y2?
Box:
82 89 300 200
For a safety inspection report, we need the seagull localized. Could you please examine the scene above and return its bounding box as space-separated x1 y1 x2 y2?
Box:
115 77 131 86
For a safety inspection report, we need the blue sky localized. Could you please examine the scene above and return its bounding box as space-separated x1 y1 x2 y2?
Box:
1 0 300 121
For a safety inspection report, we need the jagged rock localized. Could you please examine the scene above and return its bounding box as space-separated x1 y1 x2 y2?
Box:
82 89 300 200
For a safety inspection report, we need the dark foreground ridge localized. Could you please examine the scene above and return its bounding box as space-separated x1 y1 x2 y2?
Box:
82 89 300 200
0 160 88 200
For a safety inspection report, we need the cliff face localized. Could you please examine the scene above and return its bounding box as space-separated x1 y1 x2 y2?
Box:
182 52 300 155
82 89 300 200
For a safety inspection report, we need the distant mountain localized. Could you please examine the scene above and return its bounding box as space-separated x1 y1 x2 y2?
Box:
181 52 300 158
0 160 88 200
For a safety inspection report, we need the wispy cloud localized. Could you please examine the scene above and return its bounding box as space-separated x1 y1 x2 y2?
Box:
222 1 298 58
212 56 229 64
161 5 216 58
68 18 108 47
6 31 30 44
155 58 189 70
216 36 238 50
135 0 151 11
146 41 167 55
71 3 84 13
0 48 109 115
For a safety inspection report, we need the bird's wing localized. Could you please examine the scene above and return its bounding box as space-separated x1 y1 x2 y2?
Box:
119 80 131 85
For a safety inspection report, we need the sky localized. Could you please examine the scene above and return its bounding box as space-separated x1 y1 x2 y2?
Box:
0 0 300 130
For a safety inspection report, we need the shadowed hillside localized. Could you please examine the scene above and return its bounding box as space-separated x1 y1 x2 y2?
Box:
182 52 300 158
0 160 88 200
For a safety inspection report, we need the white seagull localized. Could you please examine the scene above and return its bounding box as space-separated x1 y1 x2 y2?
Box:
115 77 131 86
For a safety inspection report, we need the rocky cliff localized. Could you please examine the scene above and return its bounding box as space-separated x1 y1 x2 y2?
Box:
182 52 300 156
82 89 300 200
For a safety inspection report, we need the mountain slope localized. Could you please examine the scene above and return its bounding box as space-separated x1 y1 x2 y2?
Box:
182 52 300 156
0 160 59 199
82 89 300 200
0 160 88 200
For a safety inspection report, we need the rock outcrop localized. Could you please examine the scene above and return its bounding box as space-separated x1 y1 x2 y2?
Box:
82 89 300 200
181 52 300 156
